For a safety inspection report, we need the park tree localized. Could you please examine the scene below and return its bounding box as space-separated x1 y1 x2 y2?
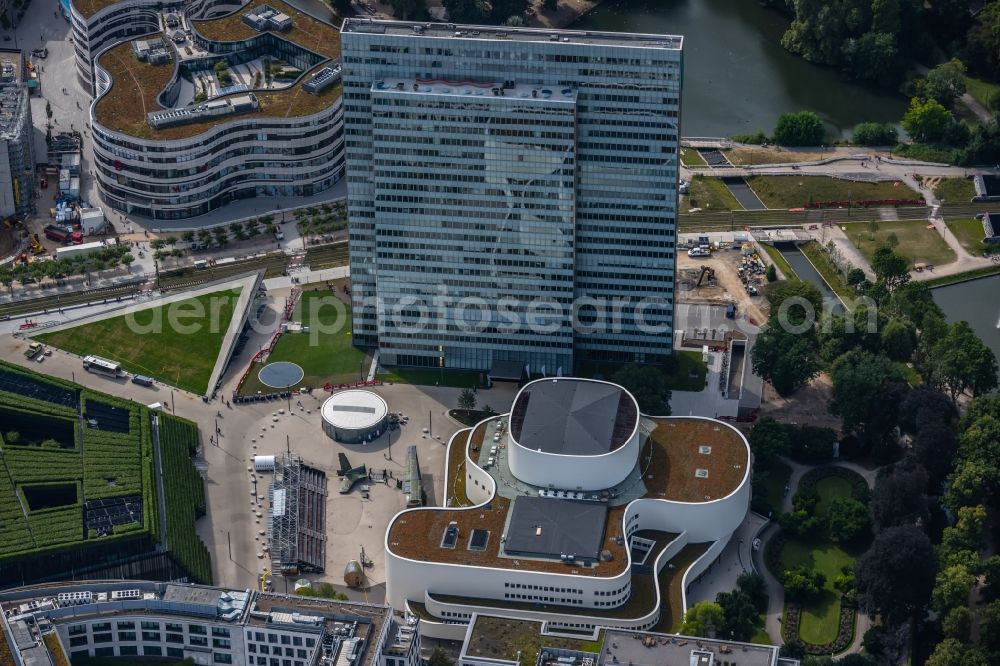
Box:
828 349 904 437
964 2 1000 81
772 111 825 146
899 386 955 434
609 364 670 415
925 638 991 666
871 247 910 292
765 263 777 282
880 318 916 361
922 59 967 107
443 0 486 22
490 0 528 21
978 599 1000 652
846 267 867 285
901 96 952 143
941 606 972 641
889 281 939 328
911 421 958 486
855 525 936 626
747 417 792 466
386 0 428 19
825 497 871 542
841 31 900 84
961 393 1000 430
679 601 725 637
781 566 825 601
736 571 769 614
929 321 999 402
947 458 1000 511
751 323 821 396
931 564 976 613
872 463 929 529
715 589 757 641
852 122 898 146
457 388 477 411
764 279 823 325
427 648 455 666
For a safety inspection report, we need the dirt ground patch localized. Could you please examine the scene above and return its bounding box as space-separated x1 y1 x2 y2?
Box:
723 147 827 166
758 373 843 431
676 249 768 325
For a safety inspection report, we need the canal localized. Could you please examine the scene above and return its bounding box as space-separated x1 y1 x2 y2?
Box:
776 244 846 316
573 0 908 138
932 275 1000 381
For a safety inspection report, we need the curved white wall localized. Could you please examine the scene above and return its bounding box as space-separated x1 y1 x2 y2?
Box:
506 378 642 491
507 430 643 492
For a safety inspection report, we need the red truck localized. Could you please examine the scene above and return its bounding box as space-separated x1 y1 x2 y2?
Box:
44 224 83 244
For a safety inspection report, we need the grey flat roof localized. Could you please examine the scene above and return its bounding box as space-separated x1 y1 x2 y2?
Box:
602 629 779 666
163 584 223 607
341 18 682 50
504 496 608 560
511 380 633 456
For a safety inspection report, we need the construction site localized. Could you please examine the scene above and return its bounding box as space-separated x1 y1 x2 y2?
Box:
675 235 770 327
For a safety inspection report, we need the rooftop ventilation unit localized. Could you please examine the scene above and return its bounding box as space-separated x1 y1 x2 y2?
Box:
148 93 259 129
303 65 341 95
695 468 709 478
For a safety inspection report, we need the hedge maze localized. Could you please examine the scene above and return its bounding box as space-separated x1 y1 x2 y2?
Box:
0 361 211 583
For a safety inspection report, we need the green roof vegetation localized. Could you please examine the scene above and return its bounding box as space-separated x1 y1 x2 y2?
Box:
466 616 603 666
38 288 241 395
0 362 210 582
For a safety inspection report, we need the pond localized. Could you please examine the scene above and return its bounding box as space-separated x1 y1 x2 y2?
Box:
573 0 908 138
932 274 1000 381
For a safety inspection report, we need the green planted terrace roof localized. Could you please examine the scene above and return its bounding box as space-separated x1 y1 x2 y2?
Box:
94 0 342 140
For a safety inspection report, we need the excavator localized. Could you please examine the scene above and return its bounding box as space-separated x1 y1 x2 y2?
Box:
29 233 45 255
696 265 716 287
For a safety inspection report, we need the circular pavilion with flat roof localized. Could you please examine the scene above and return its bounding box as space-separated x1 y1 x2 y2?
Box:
320 390 389 444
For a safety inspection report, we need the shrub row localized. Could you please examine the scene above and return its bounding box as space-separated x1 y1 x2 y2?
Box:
0 392 76 419
797 466 870 503
783 603 857 654
159 413 212 583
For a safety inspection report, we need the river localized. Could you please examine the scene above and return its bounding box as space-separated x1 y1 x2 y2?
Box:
572 0 908 138
932 275 1000 381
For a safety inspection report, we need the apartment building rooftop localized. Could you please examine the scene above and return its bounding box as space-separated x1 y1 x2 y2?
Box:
93 0 341 140
341 18 682 50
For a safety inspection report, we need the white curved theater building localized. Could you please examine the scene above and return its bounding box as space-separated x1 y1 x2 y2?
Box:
385 377 751 639
69 0 345 220
321 390 389 444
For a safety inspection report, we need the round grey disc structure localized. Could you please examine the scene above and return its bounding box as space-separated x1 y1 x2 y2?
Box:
258 361 305 388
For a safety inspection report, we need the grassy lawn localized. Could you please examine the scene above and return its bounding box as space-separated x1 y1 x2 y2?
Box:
799 241 857 306
380 367 485 389
664 350 708 392
577 351 708 393
841 220 956 267
963 75 1000 112
238 288 369 395
680 147 707 167
682 175 743 213
779 538 857 645
814 476 852 518
723 147 825 166
760 243 798 280
746 176 919 210
752 620 773 645
38 289 240 394
945 217 990 256
933 177 977 205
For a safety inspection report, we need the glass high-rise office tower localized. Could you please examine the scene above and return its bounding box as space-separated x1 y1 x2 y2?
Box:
341 20 681 373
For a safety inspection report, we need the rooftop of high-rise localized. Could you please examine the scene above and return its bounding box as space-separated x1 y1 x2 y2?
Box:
341 18 682 50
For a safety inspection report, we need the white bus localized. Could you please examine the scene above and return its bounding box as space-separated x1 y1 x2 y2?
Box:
83 355 122 377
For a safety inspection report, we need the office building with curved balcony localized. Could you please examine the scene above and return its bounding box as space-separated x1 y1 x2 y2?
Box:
384 377 751 640
77 0 345 220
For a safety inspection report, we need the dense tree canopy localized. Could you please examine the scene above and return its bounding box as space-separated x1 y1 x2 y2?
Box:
928 321 999 402
855 525 936 626
772 111 826 146
828 349 904 436
872 463 930 529
902 97 952 143
679 601 726 637
751 322 821 396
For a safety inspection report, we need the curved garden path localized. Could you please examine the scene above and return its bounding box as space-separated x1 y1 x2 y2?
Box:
752 456 879 652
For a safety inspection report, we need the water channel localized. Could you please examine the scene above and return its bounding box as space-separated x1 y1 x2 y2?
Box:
932 275 1000 381
775 244 846 317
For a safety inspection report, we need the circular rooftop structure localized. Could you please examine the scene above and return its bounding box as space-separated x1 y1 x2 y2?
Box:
258 361 305 389
321 390 389 444
506 378 643 491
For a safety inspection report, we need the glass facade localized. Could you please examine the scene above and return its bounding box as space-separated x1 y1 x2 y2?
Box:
342 21 681 370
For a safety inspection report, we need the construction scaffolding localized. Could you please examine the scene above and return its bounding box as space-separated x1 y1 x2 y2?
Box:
268 453 328 575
